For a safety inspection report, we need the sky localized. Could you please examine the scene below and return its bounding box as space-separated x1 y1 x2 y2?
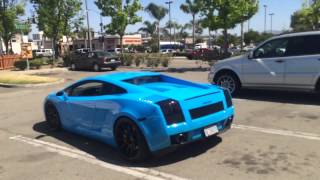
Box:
25 0 305 36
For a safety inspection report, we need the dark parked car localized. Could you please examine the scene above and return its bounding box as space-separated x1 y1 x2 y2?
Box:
70 51 121 71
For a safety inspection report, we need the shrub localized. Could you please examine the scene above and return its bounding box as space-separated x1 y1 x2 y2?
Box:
63 55 72 66
134 56 142 67
14 60 27 70
14 58 47 70
161 56 170 67
120 53 133 66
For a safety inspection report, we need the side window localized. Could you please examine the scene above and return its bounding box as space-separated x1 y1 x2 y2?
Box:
101 83 127 95
254 38 289 58
69 82 104 97
286 35 320 56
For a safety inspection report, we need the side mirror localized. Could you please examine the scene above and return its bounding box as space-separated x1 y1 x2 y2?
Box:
56 91 64 96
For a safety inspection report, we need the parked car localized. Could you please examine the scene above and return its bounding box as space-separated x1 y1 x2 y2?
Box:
160 49 176 54
75 48 90 54
208 31 320 95
34 49 54 57
70 51 121 71
44 72 234 161
187 48 220 60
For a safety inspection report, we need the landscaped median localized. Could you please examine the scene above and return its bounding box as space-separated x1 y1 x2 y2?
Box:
0 73 64 87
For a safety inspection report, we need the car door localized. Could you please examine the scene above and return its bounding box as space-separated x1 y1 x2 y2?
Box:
92 83 127 140
284 35 320 87
64 81 104 133
242 38 289 85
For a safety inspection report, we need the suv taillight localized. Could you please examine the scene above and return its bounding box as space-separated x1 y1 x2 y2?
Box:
157 99 185 125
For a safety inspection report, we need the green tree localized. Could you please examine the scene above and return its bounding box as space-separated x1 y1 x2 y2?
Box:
0 0 24 54
145 3 168 52
199 0 258 53
180 0 202 49
95 0 142 53
244 30 259 45
32 0 82 58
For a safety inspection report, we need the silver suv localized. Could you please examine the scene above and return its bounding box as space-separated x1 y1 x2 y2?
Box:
208 31 320 95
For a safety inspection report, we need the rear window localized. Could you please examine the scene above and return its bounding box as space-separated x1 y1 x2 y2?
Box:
124 75 163 85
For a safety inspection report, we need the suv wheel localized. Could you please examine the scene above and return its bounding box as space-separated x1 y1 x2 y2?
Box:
215 73 240 96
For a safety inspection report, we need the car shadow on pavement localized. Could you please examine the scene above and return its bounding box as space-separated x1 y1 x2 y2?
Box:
235 89 320 105
33 121 222 167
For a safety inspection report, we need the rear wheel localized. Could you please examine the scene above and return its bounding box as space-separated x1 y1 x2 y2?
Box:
214 73 241 96
70 63 77 71
114 118 150 162
93 63 101 72
45 103 61 131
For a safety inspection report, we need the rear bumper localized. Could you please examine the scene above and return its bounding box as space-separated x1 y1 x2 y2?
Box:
152 115 233 155
145 106 234 152
208 71 216 83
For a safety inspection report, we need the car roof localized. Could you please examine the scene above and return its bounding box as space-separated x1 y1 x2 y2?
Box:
275 31 320 39
91 71 160 82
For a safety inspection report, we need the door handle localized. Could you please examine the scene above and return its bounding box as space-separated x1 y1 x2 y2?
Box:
275 60 285 63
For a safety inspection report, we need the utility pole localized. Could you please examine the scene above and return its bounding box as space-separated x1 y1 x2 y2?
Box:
269 13 275 34
165 0 173 48
263 5 267 33
84 0 92 51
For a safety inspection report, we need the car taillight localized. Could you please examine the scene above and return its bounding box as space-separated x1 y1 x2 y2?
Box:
223 89 233 107
157 99 185 125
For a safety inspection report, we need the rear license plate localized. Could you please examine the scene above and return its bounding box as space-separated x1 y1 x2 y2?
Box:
204 125 219 137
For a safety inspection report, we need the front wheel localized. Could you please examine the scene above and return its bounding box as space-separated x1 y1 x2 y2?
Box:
45 103 61 131
214 73 240 96
70 63 77 71
114 118 150 162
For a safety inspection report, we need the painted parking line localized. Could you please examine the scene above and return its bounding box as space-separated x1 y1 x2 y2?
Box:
232 124 320 141
9 135 189 180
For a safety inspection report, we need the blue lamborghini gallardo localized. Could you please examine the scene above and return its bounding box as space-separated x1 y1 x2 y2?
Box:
44 72 234 161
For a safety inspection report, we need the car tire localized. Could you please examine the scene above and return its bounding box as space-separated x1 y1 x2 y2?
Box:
93 63 101 72
70 63 77 71
45 103 62 131
114 118 150 162
110 67 117 71
214 73 241 96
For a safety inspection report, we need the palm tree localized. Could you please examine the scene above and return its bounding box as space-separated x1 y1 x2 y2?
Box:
179 23 191 43
145 3 168 52
138 21 157 38
180 0 201 49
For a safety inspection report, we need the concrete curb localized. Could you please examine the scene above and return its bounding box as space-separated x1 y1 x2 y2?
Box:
0 78 65 88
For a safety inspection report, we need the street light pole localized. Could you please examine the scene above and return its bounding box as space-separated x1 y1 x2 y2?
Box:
263 5 267 33
165 1 173 48
269 13 275 34
84 0 92 51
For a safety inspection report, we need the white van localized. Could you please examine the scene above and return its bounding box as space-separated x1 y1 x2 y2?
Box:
35 49 54 57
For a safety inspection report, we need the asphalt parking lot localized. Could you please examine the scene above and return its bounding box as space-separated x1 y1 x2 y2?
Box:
1 68 320 180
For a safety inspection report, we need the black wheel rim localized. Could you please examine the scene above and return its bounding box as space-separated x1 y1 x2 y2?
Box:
46 107 60 128
116 123 140 158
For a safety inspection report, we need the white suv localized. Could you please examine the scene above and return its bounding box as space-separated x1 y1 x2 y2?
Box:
208 31 320 95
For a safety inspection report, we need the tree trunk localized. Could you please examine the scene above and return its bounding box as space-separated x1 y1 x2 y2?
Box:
52 38 59 59
192 14 195 50
120 35 124 54
158 21 161 53
240 22 244 51
208 29 211 49
4 39 9 55
223 28 228 55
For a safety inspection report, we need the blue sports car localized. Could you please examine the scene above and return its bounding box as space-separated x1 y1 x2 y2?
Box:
44 72 234 161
